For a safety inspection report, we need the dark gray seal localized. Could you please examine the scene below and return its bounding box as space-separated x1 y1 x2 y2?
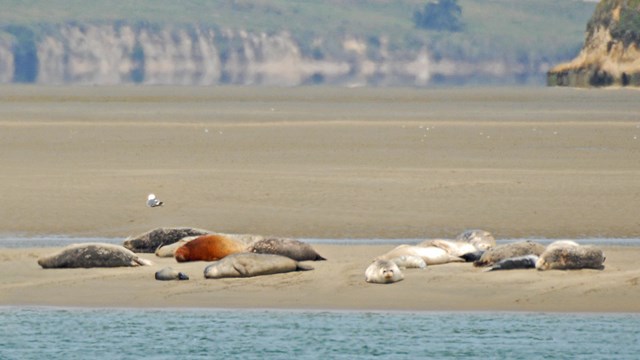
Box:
473 240 546 267
155 267 189 281
203 253 313 279
37 243 153 269
486 255 539 271
123 227 211 253
536 242 605 271
246 238 326 261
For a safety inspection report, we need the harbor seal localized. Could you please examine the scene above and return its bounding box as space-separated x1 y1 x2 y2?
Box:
365 259 404 284
474 240 546 267
154 236 199 257
456 229 496 251
155 267 189 280
389 255 427 269
174 234 246 262
536 242 605 271
203 253 313 278
418 239 480 261
378 245 464 265
246 238 326 261
485 255 539 271
37 243 153 269
123 227 211 253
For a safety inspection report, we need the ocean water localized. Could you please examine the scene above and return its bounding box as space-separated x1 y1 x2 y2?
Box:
1 307 639 360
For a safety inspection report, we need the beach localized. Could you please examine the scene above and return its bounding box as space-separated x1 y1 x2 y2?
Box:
1 85 639 312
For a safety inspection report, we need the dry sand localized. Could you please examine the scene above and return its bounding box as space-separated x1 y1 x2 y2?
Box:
1 85 639 312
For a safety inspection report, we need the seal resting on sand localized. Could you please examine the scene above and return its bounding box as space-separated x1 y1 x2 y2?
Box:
174 234 245 262
474 240 546 267
418 239 480 261
37 243 153 269
456 229 496 251
365 259 404 284
378 245 464 265
123 227 211 253
389 255 427 269
485 255 539 271
155 236 199 257
536 241 605 271
246 238 326 261
203 253 313 278
155 267 189 280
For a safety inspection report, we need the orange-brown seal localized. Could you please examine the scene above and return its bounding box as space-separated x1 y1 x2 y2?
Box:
174 234 245 262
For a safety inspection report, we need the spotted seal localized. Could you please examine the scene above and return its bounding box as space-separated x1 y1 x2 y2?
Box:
123 227 211 253
203 253 313 279
456 229 496 251
246 238 326 261
37 243 153 269
536 241 605 271
473 240 546 267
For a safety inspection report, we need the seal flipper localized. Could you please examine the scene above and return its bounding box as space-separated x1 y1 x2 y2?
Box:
178 272 189 280
296 263 314 271
460 251 484 262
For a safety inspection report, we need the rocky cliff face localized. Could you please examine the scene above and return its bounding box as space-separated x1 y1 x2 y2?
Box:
0 23 537 86
548 0 640 87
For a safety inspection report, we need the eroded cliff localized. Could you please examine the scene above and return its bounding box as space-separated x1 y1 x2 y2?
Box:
0 23 542 86
548 0 640 87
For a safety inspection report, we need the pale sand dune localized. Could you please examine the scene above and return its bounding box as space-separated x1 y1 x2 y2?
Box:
1 86 640 311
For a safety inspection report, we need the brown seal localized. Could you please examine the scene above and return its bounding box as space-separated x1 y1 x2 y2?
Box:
174 234 245 262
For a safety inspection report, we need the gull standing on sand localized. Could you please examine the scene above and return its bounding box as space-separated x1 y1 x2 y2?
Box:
147 193 163 207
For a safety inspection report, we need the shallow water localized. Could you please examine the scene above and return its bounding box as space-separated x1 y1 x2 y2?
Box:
1 307 639 360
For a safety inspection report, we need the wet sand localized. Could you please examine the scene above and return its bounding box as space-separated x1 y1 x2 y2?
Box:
1 85 639 311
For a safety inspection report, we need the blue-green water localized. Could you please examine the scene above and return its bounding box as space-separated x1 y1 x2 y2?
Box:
1 307 639 359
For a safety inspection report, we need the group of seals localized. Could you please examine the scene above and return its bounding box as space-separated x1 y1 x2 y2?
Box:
37 243 153 269
476 240 606 271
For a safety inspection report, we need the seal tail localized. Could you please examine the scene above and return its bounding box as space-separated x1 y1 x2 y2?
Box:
315 254 327 261
136 257 153 266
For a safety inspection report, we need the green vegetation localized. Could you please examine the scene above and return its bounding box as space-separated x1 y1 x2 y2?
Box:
413 0 463 32
0 0 597 84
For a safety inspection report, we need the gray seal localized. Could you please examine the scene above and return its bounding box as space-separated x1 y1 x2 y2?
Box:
365 259 404 284
155 267 189 281
485 255 539 271
204 253 314 279
37 243 153 269
123 227 211 253
474 240 546 267
246 238 326 261
536 242 605 271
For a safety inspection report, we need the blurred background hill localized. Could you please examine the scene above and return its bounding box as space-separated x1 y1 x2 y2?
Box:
0 0 597 86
